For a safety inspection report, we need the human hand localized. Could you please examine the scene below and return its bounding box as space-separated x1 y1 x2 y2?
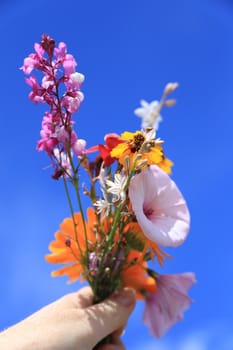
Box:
0 286 136 350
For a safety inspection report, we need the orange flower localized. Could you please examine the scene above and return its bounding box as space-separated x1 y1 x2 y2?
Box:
45 207 97 283
121 250 157 300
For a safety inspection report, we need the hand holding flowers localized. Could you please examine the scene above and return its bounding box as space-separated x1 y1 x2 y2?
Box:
21 34 196 344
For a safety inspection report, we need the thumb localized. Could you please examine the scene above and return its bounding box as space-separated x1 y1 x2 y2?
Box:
82 287 136 347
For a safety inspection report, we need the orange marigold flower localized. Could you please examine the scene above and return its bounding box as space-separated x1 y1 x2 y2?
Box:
121 250 157 300
110 131 173 174
45 207 98 283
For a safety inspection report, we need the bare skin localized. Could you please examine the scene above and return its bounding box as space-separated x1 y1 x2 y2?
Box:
0 287 136 350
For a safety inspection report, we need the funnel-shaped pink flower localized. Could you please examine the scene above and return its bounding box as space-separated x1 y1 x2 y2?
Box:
129 165 190 247
143 272 196 338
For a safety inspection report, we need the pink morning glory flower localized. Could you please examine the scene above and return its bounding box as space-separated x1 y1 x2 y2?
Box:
143 272 196 338
128 165 190 247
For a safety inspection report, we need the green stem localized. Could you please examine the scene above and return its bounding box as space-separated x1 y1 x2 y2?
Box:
65 146 89 261
72 176 89 259
92 203 122 299
62 176 82 255
92 162 138 298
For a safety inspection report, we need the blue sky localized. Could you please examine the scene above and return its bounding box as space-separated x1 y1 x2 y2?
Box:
1 0 233 349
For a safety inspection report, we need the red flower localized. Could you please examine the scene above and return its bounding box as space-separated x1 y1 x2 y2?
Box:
88 133 123 166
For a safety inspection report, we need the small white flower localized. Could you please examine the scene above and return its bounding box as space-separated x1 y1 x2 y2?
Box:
134 99 162 130
106 173 128 203
94 190 110 217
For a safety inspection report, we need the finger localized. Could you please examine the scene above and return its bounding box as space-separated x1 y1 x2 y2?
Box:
81 287 136 347
63 286 94 309
112 325 126 338
98 341 126 350
74 286 94 308
97 336 126 350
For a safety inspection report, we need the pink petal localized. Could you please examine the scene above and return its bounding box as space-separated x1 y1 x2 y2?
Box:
143 272 196 338
129 165 190 247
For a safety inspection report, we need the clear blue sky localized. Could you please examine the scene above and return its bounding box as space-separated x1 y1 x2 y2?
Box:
1 0 233 349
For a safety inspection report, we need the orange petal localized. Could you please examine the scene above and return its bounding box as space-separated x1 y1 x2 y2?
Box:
123 267 156 299
48 241 65 252
122 250 157 299
45 251 75 264
51 264 82 283
60 217 80 239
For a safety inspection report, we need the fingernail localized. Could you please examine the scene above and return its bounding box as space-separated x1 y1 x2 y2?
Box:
112 287 136 307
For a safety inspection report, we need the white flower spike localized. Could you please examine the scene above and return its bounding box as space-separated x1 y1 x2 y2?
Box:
134 99 162 130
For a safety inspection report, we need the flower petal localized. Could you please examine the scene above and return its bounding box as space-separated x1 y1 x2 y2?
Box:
129 165 190 247
143 272 196 338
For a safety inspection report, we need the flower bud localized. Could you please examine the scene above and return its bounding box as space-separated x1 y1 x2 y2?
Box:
73 139 87 155
163 99 176 107
70 72 85 84
41 34 55 61
163 82 179 96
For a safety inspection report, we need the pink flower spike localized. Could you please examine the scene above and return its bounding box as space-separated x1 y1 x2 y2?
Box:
21 56 35 74
34 42 44 58
53 126 70 144
63 54 77 75
72 139 87 155
65 72 85 90
143 273 196 338
128 165 190 247
53 149 72 178
54 42 67 60
62 91 84 113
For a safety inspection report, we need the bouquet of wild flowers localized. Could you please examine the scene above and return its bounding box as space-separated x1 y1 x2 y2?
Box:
21 34 196 343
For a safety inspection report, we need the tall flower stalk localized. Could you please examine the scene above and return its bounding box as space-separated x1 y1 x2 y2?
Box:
21 34 196 345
